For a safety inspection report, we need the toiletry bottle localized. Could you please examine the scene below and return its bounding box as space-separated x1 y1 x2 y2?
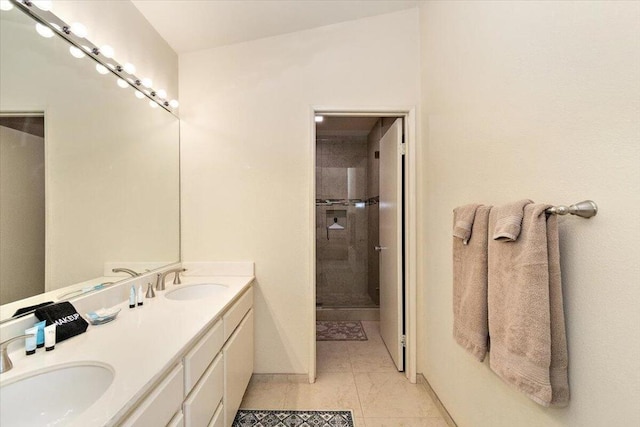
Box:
25 326 37 355
137 284 144 306
45 324 56 351
35 320 46 348
129 285 136 308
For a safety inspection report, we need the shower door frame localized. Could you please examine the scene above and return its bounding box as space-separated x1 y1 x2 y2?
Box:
308 107 418 384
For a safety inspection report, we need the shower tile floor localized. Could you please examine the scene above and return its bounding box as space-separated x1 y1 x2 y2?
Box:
239 321 450 427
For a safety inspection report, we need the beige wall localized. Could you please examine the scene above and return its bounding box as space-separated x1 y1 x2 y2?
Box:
0 126 45 304
418 1 640 426
180 9 421 373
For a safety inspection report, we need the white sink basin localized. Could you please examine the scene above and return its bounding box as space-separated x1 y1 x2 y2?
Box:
165 283 228 301
0 362 114 426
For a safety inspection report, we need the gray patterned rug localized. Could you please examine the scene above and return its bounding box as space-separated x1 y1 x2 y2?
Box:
316 320 368 341
233 410 354 427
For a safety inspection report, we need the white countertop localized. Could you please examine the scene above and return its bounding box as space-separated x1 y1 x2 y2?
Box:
0 274 254 426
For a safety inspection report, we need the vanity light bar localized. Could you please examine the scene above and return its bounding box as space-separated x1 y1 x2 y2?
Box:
9 0 179 117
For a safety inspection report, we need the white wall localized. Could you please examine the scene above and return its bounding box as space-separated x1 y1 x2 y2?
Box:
418 1 640 426
180 9 421 373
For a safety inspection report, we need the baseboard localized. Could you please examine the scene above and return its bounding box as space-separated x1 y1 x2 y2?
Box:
417 373 457 427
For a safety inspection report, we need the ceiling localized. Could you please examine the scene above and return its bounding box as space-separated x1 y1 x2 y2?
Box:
132 0 420 54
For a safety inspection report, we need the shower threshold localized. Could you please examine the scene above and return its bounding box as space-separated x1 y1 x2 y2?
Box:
316 306 379 321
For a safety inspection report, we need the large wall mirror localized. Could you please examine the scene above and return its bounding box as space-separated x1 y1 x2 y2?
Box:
0 5 180 321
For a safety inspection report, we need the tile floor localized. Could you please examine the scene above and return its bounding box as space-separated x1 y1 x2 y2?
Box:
239 321 449 427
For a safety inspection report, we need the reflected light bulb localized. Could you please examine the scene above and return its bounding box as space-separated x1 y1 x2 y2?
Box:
149 101 159 109
69 46 86 59
157 89 167 99
0 1 14 11
117 78 129 89
96 64 109 75
169 99 179 108
35 23 54 38
141 78 152 88
100 45 114 59
33 1 53 11
70 22 87 38
134 90 145 99
123 62 136 74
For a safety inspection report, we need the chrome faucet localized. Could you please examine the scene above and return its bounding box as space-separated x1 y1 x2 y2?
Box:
112 267 141 277
1 333 35 374
156 268 186 291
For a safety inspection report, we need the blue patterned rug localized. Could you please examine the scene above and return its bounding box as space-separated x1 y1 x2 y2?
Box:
233 410 354 426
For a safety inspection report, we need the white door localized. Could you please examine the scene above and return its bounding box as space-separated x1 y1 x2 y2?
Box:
378 118 404 371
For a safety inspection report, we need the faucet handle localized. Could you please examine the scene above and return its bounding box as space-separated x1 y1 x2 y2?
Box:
173 268 187 285
1 333 35 374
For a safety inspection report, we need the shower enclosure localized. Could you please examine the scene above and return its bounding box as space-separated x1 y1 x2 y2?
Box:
315 118 386 311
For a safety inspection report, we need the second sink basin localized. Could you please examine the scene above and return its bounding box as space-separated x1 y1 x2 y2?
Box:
0 362 114 426
165 283 228 300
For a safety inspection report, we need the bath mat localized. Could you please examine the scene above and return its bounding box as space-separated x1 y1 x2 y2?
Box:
233 410 354 427
316 320 368 341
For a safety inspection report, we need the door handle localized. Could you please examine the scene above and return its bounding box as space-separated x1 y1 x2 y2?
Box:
375 246 387 252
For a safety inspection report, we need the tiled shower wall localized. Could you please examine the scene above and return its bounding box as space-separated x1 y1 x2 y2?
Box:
316 130 381 308
316 136 372 307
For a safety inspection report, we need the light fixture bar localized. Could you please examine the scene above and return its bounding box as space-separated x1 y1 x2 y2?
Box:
9 0 178 116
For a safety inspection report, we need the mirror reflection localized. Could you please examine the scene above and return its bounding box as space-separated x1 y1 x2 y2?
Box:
0 6 180 320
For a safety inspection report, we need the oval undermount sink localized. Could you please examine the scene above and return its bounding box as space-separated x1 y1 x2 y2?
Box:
0 362 114 426
165 283 228 301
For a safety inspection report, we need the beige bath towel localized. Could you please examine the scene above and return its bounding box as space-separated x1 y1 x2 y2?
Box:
488 203 570 407
453 203 481 244
453 204 491 361
492 199 533 241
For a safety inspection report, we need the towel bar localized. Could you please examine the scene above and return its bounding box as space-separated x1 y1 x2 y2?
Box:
545 200 597 218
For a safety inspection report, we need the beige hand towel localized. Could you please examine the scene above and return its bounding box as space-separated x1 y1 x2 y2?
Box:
492 199 533 241
453 205 491 361
488 203 570 407
453 204 481 244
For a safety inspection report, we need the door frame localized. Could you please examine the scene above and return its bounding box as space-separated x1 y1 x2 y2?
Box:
309 107 417 384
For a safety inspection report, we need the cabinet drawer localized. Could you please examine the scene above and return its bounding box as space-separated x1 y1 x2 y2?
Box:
208 402 223 427
224 309 254 427
121 364 184 427
223 287 253 341
184 353 224 427
184 320 223 395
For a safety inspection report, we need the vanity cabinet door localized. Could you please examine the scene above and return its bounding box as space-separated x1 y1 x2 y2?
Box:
184 353 224 427
121 364 184 427
168 410 184 427
223 309 254 427
208 403 224 427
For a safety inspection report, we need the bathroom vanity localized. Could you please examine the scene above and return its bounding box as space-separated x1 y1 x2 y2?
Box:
0 265 254 427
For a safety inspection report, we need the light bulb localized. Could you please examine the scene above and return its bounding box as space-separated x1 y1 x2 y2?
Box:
169 99 179 108
33 1 53 11
123 63 136 74
117 78 128 89
157 89 167 99
96 64 109 75
134 90 145 99
0 1 14 11
100 45 114 59
69 46 86 59
35 23 54 38
149 101 158 109
315 116 324 123
70 22 87 38
141 78 152 88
